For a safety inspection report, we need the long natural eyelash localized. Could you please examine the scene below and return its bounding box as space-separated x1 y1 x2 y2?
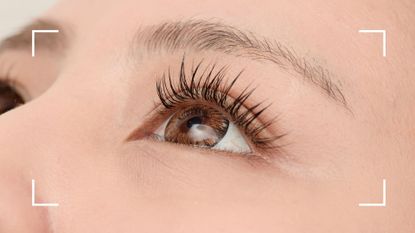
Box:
156 57 284 150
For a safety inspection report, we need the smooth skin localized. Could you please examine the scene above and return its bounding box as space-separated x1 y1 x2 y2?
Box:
0 0 414 232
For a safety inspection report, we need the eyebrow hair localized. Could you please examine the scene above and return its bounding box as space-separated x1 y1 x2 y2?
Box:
0 19 347 107
134 20 347 106
0 20 66 54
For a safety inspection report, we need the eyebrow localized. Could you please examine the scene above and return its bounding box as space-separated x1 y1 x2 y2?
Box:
134 20 348 106
0 19 347 107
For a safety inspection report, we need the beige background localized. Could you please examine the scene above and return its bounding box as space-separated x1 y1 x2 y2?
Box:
0 0 57 40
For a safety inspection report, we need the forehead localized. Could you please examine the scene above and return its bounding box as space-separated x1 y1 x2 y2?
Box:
42 0 414 63
43 1 414 82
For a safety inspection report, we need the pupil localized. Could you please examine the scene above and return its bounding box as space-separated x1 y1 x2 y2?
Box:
186 116 203 129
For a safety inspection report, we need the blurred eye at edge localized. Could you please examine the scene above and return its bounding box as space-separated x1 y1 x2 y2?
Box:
0 80 25 115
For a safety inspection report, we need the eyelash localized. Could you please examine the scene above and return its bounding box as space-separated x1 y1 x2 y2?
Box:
155 57 284 153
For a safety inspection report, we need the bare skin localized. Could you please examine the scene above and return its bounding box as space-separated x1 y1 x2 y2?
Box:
0 0 414 232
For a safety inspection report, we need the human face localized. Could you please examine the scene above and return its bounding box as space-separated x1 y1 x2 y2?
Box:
0 0 414 232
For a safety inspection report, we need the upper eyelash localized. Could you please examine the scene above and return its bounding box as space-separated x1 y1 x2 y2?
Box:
156 57 284 150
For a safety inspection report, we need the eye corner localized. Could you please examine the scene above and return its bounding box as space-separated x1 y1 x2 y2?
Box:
125 107 170 142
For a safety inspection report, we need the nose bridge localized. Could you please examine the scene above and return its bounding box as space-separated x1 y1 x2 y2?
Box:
0 105 39 169
0 73 121 174
0 72 123 231
0 102 58 232
0 80 92 158
0 97 56 167
0 85 90 175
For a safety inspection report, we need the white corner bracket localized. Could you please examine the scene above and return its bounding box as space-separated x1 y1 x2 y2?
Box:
31 179 59 207
358 29 387 57
358 179 387 207
31 29 59 57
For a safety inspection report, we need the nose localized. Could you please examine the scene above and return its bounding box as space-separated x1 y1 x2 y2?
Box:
0 101 57 232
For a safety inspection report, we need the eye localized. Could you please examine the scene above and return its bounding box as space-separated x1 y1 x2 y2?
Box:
128 58 285 158
0 80 25 115
154 104 251 153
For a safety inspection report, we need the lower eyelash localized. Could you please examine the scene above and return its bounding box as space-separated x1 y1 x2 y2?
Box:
156 56 284 152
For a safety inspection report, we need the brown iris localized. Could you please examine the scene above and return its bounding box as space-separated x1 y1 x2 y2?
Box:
0 81 24 114
164 104 230 147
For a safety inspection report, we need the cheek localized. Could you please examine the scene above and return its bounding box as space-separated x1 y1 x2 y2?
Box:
98 144 361 232
101 142 302 231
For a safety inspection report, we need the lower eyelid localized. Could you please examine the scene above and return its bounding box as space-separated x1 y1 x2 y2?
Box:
139 134 272 166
